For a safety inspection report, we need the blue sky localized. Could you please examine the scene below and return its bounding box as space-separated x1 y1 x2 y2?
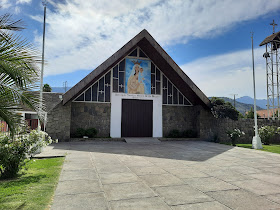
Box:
1 0 280 99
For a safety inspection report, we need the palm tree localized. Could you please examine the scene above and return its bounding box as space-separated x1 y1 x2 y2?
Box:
0 13 41 136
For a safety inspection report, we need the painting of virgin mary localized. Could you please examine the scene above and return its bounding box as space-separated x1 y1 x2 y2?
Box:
125 59 151 94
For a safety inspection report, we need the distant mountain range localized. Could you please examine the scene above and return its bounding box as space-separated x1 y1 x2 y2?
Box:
209 97 263 115
236 96 267 109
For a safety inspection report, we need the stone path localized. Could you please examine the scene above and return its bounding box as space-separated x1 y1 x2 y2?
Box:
45 141 280 210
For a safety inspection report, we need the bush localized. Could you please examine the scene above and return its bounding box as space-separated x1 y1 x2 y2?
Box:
211 133 220 143
75 128 86 138
258 126 280 145
75 128 98 138
210 97 239 121
0 130 57 179
167 129 181 138
85 128 98 138
167 129 197 138
226 128 245 146
181 130 198 138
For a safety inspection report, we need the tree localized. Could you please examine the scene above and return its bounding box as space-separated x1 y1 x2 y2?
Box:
245 107 260 119
210 97 239 121
0 14 40 136
43 84 52 92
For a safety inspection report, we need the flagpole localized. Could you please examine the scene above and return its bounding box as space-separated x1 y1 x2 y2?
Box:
38 0 47 131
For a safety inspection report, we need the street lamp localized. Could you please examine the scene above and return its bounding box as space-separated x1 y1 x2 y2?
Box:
251 32 263 149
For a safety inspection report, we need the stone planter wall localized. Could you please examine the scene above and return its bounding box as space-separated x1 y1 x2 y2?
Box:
199 110 280 144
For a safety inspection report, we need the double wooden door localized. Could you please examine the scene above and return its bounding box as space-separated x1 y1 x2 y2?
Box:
121 99 153 137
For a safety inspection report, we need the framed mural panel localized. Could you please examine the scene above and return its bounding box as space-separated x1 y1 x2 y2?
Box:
125 58 151 94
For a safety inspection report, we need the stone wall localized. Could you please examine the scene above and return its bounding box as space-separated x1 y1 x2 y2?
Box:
71 102 111 137
199 110 280 144
162 105 200 137
46 101 71 141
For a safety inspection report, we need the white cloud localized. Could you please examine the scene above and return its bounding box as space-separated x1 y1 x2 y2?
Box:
180 48 267 99
0 0 12 8
31 0 280 77
16 0 32 4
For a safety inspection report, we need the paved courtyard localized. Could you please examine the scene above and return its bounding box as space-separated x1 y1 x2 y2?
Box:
45 141 280 210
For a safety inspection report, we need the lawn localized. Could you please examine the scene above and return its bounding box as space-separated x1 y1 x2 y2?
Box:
0 157 64 210
237 144 280 154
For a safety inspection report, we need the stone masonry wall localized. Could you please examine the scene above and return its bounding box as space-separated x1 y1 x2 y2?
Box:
71 102 111 137
46 101 71 141
199 109 280 144
162 105 200 137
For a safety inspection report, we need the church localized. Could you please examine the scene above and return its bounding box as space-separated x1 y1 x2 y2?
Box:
46 30 212 141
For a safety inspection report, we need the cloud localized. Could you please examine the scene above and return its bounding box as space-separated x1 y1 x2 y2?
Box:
0 0 12 8
31 0 280 77
180 48 267 98
16 0 32 4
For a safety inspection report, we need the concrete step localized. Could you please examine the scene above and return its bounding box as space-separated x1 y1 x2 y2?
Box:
124 137 161 144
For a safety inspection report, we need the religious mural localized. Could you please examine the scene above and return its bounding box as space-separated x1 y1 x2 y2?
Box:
125 59 151 94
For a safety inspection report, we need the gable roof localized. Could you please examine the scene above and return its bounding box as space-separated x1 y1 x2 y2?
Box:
63 29 210 108
259 30 280 46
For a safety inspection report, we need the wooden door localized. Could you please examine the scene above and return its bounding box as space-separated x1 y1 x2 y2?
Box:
121 99 153 137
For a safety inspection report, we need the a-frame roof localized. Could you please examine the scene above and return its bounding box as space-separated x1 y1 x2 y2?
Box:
63 29 210 108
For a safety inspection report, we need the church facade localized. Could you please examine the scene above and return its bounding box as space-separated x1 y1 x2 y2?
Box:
46 30 212 141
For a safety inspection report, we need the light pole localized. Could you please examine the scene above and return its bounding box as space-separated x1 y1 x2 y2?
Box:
38 0 47 131
251 32 263 149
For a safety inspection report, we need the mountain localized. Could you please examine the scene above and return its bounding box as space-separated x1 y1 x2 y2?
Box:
236 96 267 109
209 97 263 115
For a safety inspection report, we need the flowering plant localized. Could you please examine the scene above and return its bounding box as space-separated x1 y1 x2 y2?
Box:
226 128 245 146
258 126 280 145
0 130 58 179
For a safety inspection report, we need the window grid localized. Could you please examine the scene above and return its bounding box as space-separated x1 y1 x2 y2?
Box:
74 71 111 103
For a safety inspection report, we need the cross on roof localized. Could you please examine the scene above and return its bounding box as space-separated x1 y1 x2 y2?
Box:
105 83 110 87
119 84 124 88
270 20 278 34
99 90 104 94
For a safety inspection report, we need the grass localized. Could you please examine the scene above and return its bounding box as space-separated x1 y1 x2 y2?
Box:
0 157 64 210
236 144 280 154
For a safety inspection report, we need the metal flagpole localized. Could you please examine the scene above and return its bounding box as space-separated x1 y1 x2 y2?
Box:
38 0 47 131
251 32 263 149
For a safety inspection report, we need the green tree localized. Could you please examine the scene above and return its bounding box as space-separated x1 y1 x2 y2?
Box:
245 107 260 119
210 97 239 121
43 84 52 92
0 14 40 136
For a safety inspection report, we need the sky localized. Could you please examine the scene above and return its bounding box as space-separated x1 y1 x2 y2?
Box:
1 0 280 99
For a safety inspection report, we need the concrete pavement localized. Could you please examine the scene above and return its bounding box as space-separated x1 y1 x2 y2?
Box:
44 141 280 210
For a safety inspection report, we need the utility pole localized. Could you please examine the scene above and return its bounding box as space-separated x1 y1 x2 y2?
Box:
251 32 263 149
39 0 47 131
230 94 238 109
63 81 68 93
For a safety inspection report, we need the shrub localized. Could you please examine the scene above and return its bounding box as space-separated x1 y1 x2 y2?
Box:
226 128 245 146
181 130 198 138
75 128 86 138
85 128 98 138
0 130 57 179
258 126 280 145
210 97 239 121
167 129 181 138
167 129 197 138
212 133 220 143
